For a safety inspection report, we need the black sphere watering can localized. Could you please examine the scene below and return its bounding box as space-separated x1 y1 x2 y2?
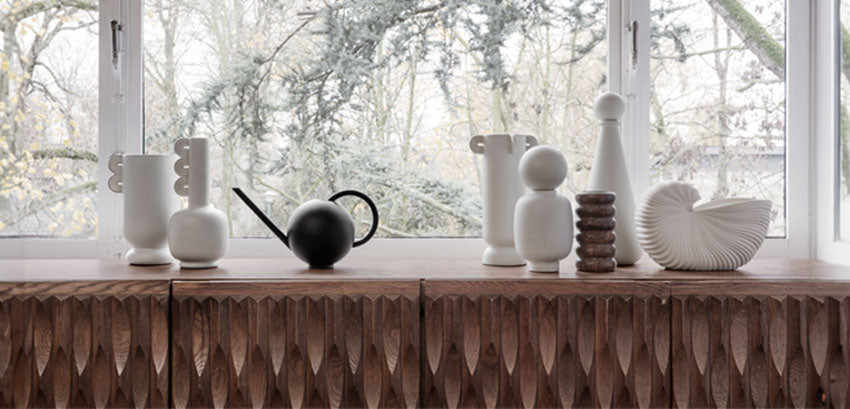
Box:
232 188 379 269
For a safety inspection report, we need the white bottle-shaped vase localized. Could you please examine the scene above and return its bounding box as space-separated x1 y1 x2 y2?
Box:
588 92 642 265
514 146 572 272
168 137 228 268
470 134 538 266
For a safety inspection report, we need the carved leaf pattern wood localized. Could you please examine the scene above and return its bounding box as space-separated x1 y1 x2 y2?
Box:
0 302 9 381
92 347 110 409
170 281 420 409
671 293 850 409
0 282 168 409
33 301 51 377
2 276 849 409
422 283 670 409
112 300 131 377
52 348 70 409
71 304 90 377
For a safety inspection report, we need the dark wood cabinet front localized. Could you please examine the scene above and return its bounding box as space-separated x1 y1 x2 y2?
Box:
170 280 420 409
671 282 850 409
0 281 170 409
422 281 670 409
1 259 850 408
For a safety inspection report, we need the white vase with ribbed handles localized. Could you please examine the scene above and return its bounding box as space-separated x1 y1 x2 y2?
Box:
168 137 228 268
587 92 642 265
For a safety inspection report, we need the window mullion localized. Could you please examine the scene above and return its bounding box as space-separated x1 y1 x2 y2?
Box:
611 0 651 197
97 0 143 259
815 0 850 263
607 0 626 94
785 0 813 259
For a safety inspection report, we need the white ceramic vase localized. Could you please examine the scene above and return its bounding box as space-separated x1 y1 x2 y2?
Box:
635 181 772 270
587 92 642 265
108 153 179 265
514 146 572 272
470 134 538 266
168 138 228 268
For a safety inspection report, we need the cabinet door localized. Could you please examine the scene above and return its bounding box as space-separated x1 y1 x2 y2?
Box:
671 282 850 409
171 280 420 409
422 280 670 409
0 280 170 408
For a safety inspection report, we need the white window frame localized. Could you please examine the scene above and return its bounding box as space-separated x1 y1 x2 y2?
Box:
614 0 812 260
814 0 850 264
0 0 142 258
0 0 827 263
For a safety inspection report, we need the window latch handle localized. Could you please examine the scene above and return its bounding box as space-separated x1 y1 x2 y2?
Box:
630 20 638 69
111 20 122 69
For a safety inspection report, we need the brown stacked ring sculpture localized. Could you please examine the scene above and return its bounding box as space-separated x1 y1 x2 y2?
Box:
575 190 616 272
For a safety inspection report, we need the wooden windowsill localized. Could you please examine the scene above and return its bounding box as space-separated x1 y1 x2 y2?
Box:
0 256 848 283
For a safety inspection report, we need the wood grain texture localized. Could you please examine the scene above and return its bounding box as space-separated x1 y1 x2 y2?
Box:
422 281 670 409
671 282 850 408
0 259 848 408
0 280 169 408
170 280 420 409
4 257 850 282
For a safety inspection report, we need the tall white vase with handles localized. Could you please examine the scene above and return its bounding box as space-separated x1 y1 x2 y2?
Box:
168 137 228 268
588 92 642 265
108 153 179 265
470 134 538 266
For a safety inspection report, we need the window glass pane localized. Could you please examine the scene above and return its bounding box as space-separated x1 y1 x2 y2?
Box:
143 0 606 238
840 1 850 241
0 1 98 238
650 0 786 236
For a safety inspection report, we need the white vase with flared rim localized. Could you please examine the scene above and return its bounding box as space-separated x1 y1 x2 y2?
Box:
108 153 180 265
470 134 538 266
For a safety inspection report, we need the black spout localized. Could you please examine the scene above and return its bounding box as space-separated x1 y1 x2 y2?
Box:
232 188 289 247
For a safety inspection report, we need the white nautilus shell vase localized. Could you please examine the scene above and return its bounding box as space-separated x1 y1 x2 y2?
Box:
634 181 772 270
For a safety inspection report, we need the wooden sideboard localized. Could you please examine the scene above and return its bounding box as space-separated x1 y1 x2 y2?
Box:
0 258 848 408
0 280 170 408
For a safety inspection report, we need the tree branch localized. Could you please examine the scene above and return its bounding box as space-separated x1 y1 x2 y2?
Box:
32 148 96 162
1 181 95 228
706 0 784 79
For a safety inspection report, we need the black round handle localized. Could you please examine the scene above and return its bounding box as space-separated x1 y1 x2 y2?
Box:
328 190 379 248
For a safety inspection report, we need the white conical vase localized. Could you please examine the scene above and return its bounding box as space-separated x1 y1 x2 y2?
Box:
168 138 228 268
587 92 642 265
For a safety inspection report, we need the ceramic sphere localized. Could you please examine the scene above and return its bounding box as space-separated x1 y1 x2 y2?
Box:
594 92 625 120
519 145 567 190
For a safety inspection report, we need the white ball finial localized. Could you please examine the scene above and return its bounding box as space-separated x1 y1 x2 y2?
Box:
519 145 567 190
594 92 625 120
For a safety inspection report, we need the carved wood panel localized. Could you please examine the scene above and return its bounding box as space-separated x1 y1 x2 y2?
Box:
0 281 170 409
171 280 420 409
422 281 670 409
671 282 850 409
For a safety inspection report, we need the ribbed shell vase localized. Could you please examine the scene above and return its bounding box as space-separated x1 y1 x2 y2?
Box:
634 181 771 271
